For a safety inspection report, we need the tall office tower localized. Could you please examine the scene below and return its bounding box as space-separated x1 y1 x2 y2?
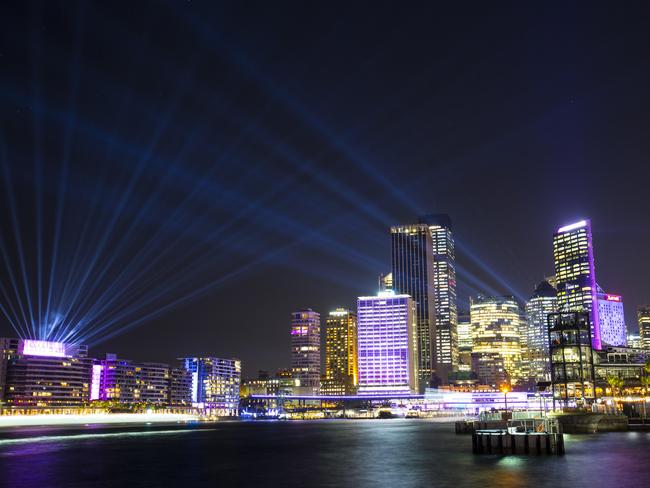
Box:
470 296 524 386
390 223 436 387
357 291 419 394
290 309 321 393
637 305 650 349
418 214 458 375
596 293 627 347
524 280 558 382
321 308 358 395
553 219 602 349
180 357 241 415
378 272 393 292
457 311 472 372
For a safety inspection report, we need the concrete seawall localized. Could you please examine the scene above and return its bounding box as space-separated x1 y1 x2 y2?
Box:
556 414 628 434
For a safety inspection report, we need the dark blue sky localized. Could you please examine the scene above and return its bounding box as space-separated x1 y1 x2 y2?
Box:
1 1 649 375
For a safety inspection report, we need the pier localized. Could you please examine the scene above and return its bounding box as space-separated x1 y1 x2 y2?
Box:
472 430 565 456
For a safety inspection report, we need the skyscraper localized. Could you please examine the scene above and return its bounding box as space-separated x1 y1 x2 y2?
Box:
637 305 650 349
596 293 627 347
470 296 523 386
553 219 602 349
390 223 435 387
321 308 358 395
419 214 458 375
357 291 418 394
290 309 321 393
524 280 558 382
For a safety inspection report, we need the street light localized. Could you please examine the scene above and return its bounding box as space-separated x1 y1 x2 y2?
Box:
501 385 510 413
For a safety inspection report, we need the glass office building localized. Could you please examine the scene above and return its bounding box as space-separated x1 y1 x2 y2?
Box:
553 220 602 349
419 214 459 375
470 295 524 386
524 280 558 382
390 223 435 387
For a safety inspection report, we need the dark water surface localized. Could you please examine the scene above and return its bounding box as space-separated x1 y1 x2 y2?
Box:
1 420 649 487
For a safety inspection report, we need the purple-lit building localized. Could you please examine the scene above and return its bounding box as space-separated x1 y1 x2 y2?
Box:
0 338 92 408
90 354 171 405
596 293 627 347
553 220 603 349
357 292 419 395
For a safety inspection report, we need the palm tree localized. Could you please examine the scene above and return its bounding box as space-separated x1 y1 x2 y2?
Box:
606 375 624 397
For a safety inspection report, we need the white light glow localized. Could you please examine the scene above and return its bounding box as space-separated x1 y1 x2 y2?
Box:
557 220 587 233
21 339 67 357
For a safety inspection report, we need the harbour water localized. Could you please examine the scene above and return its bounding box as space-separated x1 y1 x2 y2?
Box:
1 419 649 487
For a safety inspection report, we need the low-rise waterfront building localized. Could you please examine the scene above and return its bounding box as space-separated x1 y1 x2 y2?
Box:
180 356 241 416
0 338 92 408
91 354 170 404
548 312 596 407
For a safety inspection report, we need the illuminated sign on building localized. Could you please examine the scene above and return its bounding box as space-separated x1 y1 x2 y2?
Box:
21 339 68 358
604 294 622 302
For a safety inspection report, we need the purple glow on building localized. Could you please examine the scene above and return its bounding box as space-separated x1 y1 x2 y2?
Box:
356 293 417 394
554 219 602 350
90 364 103 400
20 339 67 357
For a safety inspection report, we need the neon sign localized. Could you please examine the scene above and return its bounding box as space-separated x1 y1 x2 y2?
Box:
21 340 67 358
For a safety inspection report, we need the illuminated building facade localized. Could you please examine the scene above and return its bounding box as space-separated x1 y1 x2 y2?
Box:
0 338 92 408
290 309 321 393
457 312 472 372
180 357 241 415
390 223 436 387
91 354 170 404
321 308 358 395
357 292 419 394
524 280 558 382
626 333 641 349
470 296 523 386
596 293 627 347
637 305 650 349
419 214 458 375
553 220 602 349
548 312 596 406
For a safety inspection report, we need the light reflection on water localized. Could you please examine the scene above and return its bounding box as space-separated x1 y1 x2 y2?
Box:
0 420 648 487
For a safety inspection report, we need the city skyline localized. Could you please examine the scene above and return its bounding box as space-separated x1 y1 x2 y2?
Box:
1 2 650 376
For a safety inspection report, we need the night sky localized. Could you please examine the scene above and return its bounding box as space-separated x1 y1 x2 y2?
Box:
1 1 650 376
